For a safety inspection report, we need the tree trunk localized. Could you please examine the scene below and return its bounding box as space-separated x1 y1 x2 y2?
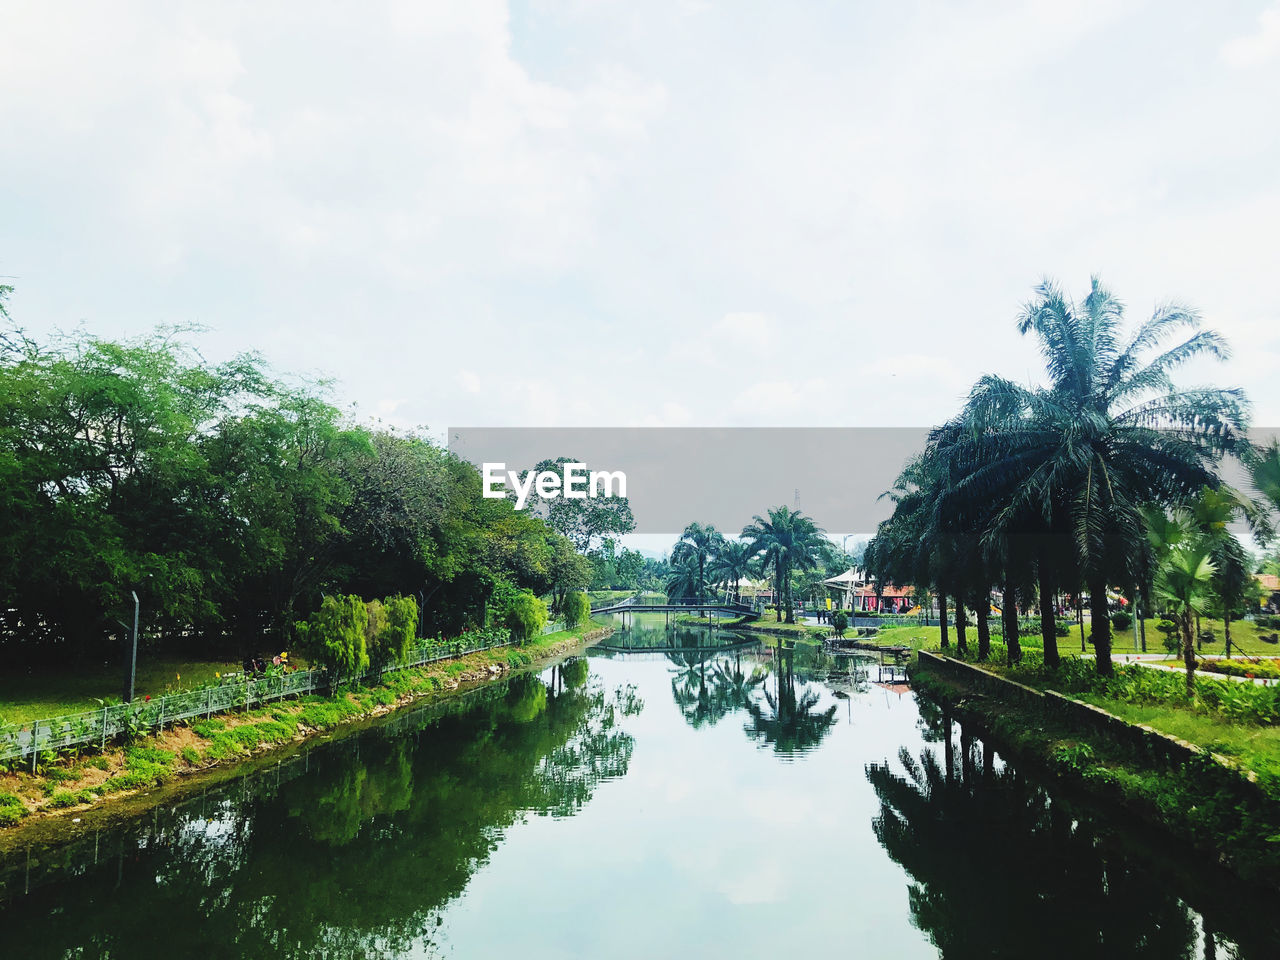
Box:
955 598 968 656
1182 609 1197 698
1037 566 1060 669
939 592 950 650
1090 580 1113 677
1002 581 1021 664
1195 612 1202 651
975 594 991 661
784 563 795 624
1224 612 1232 658
1138 586 1148 653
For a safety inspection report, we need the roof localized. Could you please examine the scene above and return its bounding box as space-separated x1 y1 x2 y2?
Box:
1259 574 1280 591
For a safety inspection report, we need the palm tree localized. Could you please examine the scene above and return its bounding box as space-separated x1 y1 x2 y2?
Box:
1250 439 1280 513
1154 532 1216 697
665 553 703 601
741 506 828 623
950 277 1249 676
671 522 724 602
707 539 755 604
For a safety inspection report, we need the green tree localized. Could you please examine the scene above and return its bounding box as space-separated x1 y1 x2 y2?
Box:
561 590 589 629
295 594 370 682
741 507 828 624
671 522 724 602
505 589 548 642
707 538 755 603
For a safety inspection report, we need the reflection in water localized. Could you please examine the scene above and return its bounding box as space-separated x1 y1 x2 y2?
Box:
0 666 638 959
2 621 1277 960
867 703 1275 960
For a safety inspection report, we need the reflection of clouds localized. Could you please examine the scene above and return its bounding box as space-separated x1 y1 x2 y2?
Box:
719 864 784 905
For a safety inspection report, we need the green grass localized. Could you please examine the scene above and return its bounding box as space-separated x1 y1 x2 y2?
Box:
0 657 242 725
1072 694 1280 776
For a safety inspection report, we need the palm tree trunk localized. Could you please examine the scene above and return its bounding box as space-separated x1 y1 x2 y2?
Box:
1182 609 1197 698
1089 579 1113 677
939 591 950 650
1195 612 1202 651
1002 581 1021 664
955 597 968 656
975 594 991 661
1138 585 1148 653
1037 559 1060 669
1224 612 1232 658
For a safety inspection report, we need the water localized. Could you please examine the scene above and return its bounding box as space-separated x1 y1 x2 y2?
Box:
0 615 1275 958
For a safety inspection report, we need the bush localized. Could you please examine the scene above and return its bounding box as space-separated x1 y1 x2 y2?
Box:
0 792 25 826
367 595 417 671
1055 622 1070 637
1156 619 1179 654
832 610 849 638
506 589 548 642
1110 610 1133 631
562 590 590 629
295 594 369 681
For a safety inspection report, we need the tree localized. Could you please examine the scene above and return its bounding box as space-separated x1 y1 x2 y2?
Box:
671 522 724 602
741 507 828 624
707 539 755 603
955 277 1248 676
295 594 370 682
505 589 548 642
561 590 589 629
1154 536 1216 697
524 456 635 551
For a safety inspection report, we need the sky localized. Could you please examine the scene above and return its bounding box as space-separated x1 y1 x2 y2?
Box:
3 0 1279 442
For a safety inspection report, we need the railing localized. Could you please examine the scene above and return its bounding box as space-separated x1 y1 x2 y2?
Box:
591 596 755 612
0 633 516 767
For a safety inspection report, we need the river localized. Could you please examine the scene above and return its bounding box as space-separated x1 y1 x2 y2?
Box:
0 614 1275 958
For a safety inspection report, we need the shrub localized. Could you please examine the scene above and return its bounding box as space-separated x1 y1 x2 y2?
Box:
832 610 849 638
562 590 590 629
1055 622 1070 637
1156 619 1179 654
295 594 370 682
0 792 25 826
367 595 417 672
1110 610 1133 631
506 589 548 642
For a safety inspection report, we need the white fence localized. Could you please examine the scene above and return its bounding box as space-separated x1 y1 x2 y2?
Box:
0 634 516 767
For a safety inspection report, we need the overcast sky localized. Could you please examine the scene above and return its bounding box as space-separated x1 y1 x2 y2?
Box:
3 0 1279 440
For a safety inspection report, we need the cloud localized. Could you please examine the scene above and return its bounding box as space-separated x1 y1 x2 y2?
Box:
1222 4 1280 67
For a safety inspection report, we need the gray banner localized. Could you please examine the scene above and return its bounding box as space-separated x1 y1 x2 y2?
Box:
448 427 1280 535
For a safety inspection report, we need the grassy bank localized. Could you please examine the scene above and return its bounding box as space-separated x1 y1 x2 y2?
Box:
911 662 1280 883
0 620 610 830
1 657 247 726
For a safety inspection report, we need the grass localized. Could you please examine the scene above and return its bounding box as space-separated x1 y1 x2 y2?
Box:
0 657 244 725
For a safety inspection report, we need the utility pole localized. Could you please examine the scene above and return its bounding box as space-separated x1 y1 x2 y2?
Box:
123 590 139 703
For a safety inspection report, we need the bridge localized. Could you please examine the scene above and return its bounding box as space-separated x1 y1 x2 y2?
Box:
590 596 758 618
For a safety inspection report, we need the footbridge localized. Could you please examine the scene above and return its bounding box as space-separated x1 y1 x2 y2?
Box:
590 596 758 618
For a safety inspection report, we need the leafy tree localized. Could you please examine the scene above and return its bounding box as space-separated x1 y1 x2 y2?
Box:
505 589 548 642
524 456 635 551
561 590 589 629
295 594 370 682
671 522 725 601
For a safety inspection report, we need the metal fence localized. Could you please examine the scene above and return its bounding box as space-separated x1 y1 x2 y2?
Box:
0 634 516 767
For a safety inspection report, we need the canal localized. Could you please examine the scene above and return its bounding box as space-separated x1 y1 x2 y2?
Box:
0 615 1274 958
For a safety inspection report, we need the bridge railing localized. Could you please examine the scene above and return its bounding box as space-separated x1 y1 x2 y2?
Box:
590 596 756 613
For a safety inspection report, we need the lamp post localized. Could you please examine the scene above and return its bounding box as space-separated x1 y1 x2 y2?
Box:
123 589 139 704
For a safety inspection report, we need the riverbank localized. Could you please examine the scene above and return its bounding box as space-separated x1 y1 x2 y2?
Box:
0 621 612 839
912 651 1280 883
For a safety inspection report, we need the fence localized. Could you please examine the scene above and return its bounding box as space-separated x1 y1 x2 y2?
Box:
0 633 516 767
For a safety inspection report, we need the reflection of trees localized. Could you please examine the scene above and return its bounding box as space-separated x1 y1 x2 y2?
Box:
0 669 638 959
742 666 838 755
866 720 1200 960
